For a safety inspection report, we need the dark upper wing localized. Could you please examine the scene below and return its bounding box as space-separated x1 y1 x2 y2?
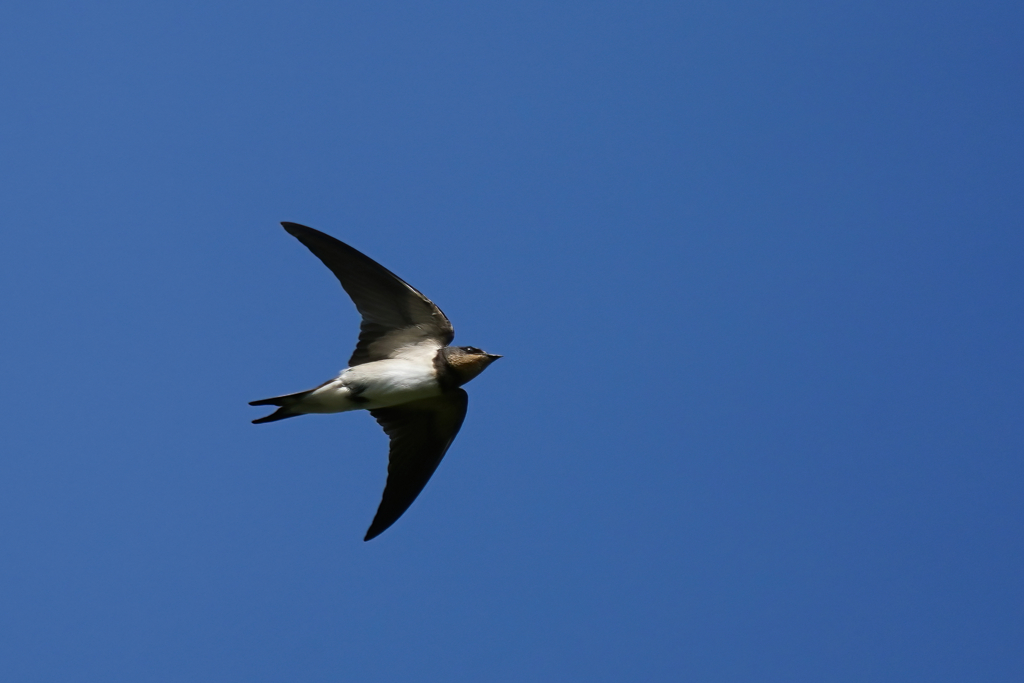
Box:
281 222 455 366
364 389 469 541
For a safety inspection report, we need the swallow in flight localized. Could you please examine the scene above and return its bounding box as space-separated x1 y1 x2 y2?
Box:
250 222 501 540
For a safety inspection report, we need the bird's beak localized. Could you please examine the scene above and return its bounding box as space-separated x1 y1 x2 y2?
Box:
486 354 503 361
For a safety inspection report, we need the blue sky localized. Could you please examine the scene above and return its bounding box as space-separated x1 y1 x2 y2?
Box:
1 2 1022 681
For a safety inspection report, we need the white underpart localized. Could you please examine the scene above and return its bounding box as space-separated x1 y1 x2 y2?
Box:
364 327 445 363
295 340 444 414
388 338 443 363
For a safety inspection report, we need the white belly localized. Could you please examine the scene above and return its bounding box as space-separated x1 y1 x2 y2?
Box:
299 359 441 413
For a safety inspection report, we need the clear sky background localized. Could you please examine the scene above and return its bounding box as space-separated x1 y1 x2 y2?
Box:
1 2 1022 681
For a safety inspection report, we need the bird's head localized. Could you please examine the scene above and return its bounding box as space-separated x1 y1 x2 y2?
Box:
442 346 502 385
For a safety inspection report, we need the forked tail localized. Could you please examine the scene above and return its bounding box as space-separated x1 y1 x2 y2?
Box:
249 389 314 424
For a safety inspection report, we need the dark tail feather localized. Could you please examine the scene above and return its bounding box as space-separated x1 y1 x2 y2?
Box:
249 388 314 424
249 388 314 407
252 407 303 424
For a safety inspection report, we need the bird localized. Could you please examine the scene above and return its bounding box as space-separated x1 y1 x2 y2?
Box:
250 222 501 541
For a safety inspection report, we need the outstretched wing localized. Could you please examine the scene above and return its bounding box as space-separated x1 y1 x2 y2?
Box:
365 389 469 541
281 222 455 365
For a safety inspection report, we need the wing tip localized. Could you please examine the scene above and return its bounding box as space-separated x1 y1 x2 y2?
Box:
363 523 387 542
